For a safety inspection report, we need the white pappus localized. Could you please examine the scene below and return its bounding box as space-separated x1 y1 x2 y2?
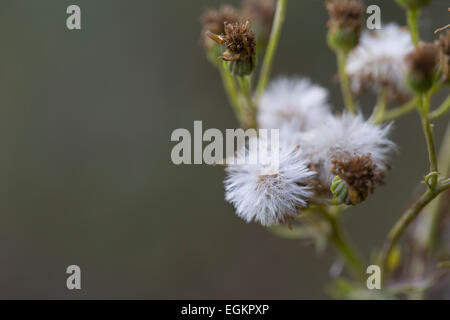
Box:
346 24 414 103
298 113 395 184
257 77 332 142
224 138 316 227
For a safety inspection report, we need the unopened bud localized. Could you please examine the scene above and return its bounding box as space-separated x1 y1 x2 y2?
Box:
406 44 439 92
326 0 365 53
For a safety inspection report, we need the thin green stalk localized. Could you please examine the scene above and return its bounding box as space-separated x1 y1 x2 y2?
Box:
378 179 450 278
372 89 388 124
407 8 420 47
418 93 438 190
421 116 438 188
421 122 450 250
429 94 450 121
238 76 252 107
380 98 417 123
317 207 365 280
256 0 288 97
219 65 245 125
337 50 356 114
238 75 257 128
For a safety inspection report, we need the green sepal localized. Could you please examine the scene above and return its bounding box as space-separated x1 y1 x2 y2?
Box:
327 27 359 54
226 58 254 77
330 176 352 205
406 71 435 93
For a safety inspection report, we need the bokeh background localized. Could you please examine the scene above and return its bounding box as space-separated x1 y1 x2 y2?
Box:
1 0 449 299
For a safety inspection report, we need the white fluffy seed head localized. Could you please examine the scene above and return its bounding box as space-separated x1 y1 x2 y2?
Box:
346 24 414 102
298 113 395 184
257 77 332 141
224 139 315 227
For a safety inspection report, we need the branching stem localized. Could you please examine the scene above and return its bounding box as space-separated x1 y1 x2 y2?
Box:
378 179 450 279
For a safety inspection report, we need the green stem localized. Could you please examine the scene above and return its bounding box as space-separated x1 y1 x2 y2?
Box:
378 179 450 279
419 93 438 190
420 122 450 250
256 0 288 97
238 76 252 106
318 208 365 280
407 8 420 47
219 65 245 125
337 50 356 114
380 98 417 123
429 94 450 121
237 75 257 128
372 89 388 124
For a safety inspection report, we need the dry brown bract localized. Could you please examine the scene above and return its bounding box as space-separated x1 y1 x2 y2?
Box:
206 21 256 63
331 154 385 204
406 44 439 79
326 0 365 32
200 5 241 49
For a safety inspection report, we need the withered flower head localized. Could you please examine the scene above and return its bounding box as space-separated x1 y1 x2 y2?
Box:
406 43 439 92
200 5 241 50
207 21 257 76
242 0 275 41
326 0 365 52
436 31 450 81
331 154 385 205
346 24 414 105
326 0 365 31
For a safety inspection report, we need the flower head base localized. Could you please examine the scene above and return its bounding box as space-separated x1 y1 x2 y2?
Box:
207 21 257 76
346 24 414 104
326 0 365 52
224 141 315 227
200 5 241 52
298 113 395 193
436 31 450 81
242 0 275 43
406 43 439 93
258 77 332 141
330 154 385 205
396 0 432 10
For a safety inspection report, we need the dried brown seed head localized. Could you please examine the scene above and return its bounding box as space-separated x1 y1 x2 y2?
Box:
207 21 256 64
331 154 385 204
326 0 365 33
200 5 241 49
406 43 439 78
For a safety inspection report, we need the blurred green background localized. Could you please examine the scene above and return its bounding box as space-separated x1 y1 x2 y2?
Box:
1 0 449 299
